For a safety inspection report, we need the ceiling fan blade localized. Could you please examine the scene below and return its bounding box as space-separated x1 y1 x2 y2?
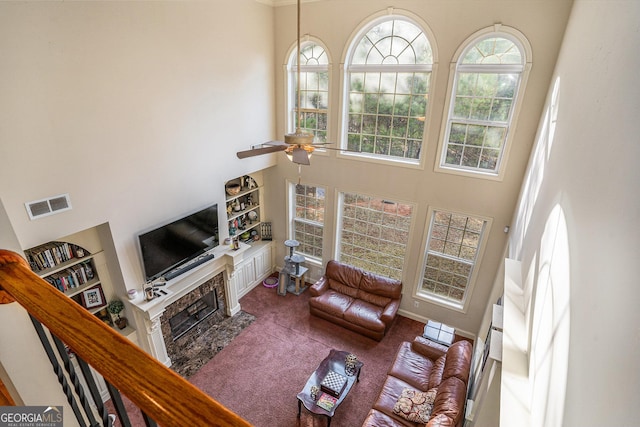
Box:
291 147 311 165
263 140 288 147
237 144 287 159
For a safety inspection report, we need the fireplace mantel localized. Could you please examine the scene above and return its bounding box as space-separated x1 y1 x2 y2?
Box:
128 242 253 366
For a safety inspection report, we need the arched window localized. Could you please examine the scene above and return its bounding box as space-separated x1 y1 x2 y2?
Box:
287 39 330 143
438 28 531 177
343 15 434 163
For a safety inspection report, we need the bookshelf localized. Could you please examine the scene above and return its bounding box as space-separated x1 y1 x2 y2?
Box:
23 226 136 341
25 241 107 314
225 174 263 244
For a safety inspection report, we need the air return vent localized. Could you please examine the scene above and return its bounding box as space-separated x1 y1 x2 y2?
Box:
25 194 72 220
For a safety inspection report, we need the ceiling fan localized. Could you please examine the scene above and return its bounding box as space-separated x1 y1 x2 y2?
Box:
236 0 350 166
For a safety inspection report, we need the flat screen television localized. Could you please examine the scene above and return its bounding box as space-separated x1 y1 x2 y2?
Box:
138 203 219 282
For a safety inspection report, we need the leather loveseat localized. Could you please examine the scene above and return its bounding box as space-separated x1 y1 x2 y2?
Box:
309 260 402 341
362 336 473 427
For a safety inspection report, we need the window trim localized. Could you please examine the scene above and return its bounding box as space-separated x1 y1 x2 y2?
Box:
413 206 493 313
434 24 532 181
337 9 439 170
286 180 326 265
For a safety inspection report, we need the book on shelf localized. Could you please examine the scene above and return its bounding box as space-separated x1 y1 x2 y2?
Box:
43 261 95 292
25 241 86 272
315 392 337 411
320 370 347 398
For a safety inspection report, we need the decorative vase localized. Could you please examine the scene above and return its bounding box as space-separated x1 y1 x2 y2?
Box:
345 353 358 376
310 385 319 400
115 317 127 330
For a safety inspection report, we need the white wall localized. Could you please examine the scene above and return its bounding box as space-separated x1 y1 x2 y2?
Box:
267 0 573 333
508 1 640 425
0 0 276 408
0 0 276 288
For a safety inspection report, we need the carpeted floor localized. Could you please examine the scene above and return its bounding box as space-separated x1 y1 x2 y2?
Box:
189 283 425 426
110 281 426 426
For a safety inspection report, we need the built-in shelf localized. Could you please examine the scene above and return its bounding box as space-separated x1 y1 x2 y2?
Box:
225 175 263 244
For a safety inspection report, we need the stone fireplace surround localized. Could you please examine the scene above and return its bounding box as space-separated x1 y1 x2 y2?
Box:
128 243 253 367
160 273 224 359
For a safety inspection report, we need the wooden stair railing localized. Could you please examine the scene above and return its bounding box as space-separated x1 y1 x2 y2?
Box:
0 250 252 426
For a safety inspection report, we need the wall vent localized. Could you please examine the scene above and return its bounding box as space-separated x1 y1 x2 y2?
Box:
25 194 72 220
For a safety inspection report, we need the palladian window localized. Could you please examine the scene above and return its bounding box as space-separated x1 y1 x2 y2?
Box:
287 40 330 143
343 17 433 163
439 31 529 176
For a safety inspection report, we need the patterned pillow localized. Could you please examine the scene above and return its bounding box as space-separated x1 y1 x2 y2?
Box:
392 387 437 423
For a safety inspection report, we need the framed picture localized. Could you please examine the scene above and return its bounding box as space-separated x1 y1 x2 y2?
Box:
81 285 105 309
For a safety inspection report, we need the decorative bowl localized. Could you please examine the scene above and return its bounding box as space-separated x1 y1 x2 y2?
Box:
225 183 241 196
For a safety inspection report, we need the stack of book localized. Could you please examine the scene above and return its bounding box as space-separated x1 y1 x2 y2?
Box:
25 242 85 272
315 392 338 411
43 261 95 292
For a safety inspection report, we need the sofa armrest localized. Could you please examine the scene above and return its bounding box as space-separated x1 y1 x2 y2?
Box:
380 298 400 323
310 276 328 297
411 336 448 360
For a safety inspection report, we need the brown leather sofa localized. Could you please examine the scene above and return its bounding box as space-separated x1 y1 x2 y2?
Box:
362 336 473 427
309 260 402 341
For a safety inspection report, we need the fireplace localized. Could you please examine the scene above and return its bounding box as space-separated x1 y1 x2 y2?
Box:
160 273 226 371
168 288 219 341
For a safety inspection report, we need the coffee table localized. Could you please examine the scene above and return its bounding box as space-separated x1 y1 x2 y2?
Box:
297 349 363 426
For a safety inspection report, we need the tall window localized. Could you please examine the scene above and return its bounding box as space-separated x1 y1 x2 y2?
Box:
288 40 329 142
419 210 489 307
344 17 433 162
290 183 325 260
337 193 413 280
440 32 528 175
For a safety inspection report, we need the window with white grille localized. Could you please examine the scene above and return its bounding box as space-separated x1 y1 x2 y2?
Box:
419 210 489 307
337 192 413 280
289 183 325 260
343 16 434 163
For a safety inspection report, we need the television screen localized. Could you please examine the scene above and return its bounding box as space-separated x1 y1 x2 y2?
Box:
138 203 218 281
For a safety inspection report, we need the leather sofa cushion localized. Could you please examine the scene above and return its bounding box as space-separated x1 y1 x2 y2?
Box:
360 271 402 299
362 409 412 427
308 290 353 318
357 289 392 308
326 260 362 294
372 376 421 427
430 376 467 426
343 299 385 332
328 279 359 298
428 355 446 389
388 342 433 391
441 340 472 384
426 413 455 427
412 336 448 360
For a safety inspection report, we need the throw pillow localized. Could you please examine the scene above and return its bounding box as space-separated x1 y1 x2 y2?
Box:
392 387 437 423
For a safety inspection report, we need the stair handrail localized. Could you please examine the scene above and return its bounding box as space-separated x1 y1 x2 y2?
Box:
0 250 252 426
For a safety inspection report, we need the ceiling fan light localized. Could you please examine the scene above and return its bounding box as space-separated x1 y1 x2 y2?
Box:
284 130 314 146
285 144 314 165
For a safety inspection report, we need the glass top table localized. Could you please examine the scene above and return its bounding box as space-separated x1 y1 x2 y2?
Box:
296 349 363 426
